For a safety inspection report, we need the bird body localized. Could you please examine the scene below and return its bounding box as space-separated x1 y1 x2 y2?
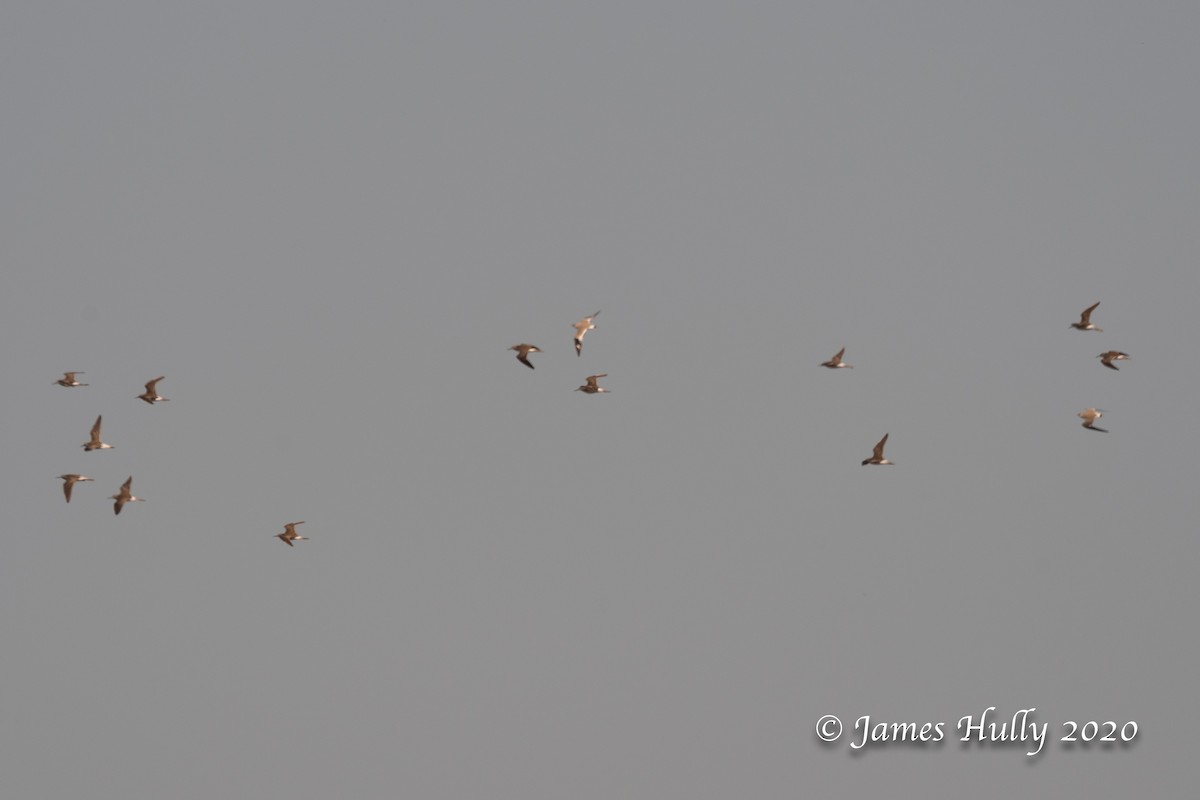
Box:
1078 408 1108 432
509 344 542 369
59 474 94 502
275 521 308 546
862 433 894 465
1098 351 1130 370
821 348 853 369
575 373 609 394
573 311 600 356
55 372 88 387
82 415 113 451
110 476 145 514
1071 302 1103 331
138 376 169 404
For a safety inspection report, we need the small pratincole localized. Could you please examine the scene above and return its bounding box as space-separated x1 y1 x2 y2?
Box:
861 433 894 465
821 348 853 369
1078 408 1108 433
110 476 145 515
1097 351 1130 370
575 373 609 394
82 415 113 451
573 310 600 357
275 521 308 547
58 474 94 503
138 376 169 404
1070 302 1103 332
55 371 88 387
509 344 542 370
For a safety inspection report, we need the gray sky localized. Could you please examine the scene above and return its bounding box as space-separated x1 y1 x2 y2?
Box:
3 2 1198 797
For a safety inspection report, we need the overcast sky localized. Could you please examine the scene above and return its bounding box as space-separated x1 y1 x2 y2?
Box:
3 2 1198 797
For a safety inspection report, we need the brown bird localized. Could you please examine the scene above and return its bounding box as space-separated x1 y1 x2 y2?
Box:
275 521 308 547
1097 351 1130 370
58 474 94 503
573 310 600 356
54 371 88 387
1078 408 1108 433
820 348 853 369
1070 302 1103 332
861 433 894 466
110 476 145 515
575 373 609 394
82 415 113 451
137 376 169 404
509 344 542 369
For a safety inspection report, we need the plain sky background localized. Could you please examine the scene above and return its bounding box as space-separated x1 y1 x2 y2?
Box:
3 2 1198 797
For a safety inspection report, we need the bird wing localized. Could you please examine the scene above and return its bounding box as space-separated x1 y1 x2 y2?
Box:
873 433 889 459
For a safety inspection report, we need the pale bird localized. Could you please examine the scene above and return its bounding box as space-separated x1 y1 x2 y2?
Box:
110 476 145 515
1097 351 1130 370
575 373 609 394
137 376 169 404
275 521 308 547
82 415 113 451
55 372 88 387
1078 408 1108 433
58 474 94 503
821 348 853 369
509 344 542 369
573 310 600 356
861 433 894 466
1070 302 1103 332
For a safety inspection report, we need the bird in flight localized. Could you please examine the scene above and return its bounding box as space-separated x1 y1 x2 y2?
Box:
1070 302 1103 332
55 372 88 387
110 476 145 515
58 474 94 503
820 348 853 369
575 373 609 394
1078 408 1108 432
1097 351 1130 370
137 376 169 404
275 521 308 547
82 415 113 451
509 344 542 369
861 433 894 465
573 310 600 356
